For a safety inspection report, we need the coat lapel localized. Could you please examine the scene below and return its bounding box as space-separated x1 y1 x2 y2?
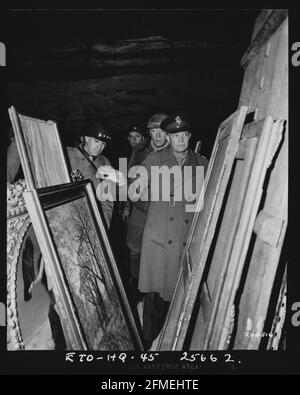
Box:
157 146 196 199
159 145 179 167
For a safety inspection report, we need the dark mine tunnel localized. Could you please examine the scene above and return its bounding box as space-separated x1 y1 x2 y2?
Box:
7 9 259 163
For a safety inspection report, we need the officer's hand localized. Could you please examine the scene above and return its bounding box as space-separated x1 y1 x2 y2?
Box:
122 206 131 221
96 165 126 186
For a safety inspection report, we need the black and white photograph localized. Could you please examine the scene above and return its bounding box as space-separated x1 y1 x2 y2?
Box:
1 7 298 379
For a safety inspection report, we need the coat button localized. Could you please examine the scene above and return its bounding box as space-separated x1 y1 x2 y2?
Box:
185 219 189 224
170 217 174 221
168 240 172 244
183 242 186 246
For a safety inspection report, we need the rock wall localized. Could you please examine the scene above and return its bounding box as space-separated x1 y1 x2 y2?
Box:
9 65 243 158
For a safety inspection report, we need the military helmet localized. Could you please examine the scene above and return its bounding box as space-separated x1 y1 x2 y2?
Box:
147 113 168 130
86 120 112 143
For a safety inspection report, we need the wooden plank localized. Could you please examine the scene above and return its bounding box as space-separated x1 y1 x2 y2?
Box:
157 105 248 350
8 106 71 190
253 210 285 247
215 118 284 349
233 129 287 349
239 18 288 120
189 126 258 349
234 13 288 350
250 10 273 42
241 10 288 68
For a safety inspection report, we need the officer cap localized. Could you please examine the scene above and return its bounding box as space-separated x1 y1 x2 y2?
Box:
160 114 192 134
147 113 168 129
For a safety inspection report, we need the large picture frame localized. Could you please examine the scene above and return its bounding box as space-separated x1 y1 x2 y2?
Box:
23 180 143 350
188 117 284 350
8 105 71 190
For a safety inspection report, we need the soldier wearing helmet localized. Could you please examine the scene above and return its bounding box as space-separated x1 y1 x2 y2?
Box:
127 113 170 171
122 113 169 310
66 119 125 228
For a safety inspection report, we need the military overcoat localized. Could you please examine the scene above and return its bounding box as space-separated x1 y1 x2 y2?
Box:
138 145 208 301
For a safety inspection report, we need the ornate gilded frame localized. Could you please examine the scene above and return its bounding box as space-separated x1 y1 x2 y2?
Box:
7 180 30 350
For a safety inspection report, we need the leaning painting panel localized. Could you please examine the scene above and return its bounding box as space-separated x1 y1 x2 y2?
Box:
8 105 70 190
24 180 143 351
188 117 285 350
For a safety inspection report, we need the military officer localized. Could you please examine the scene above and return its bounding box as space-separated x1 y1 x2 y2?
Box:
137 114 209 347
123 113 169 306
66 120 125 229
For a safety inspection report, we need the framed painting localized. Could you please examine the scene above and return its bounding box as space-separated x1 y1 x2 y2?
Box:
23 180 143 350
157 105 248 350
8 106 70 190
188 117 284 350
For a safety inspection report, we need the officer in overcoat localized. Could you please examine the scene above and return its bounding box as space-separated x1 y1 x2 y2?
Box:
137 114 208 346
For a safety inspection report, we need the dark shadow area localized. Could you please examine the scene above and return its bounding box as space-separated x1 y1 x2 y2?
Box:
8 10 258 158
